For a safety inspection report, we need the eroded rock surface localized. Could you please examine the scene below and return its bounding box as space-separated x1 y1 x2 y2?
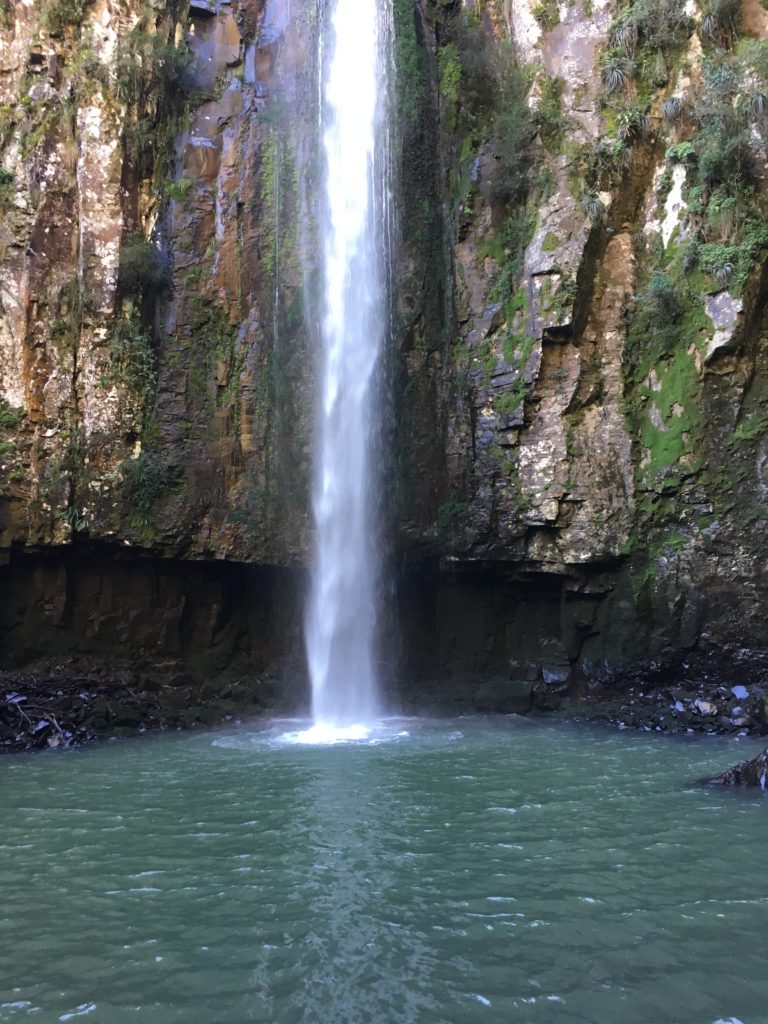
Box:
707 747 768 788
1 0 768 700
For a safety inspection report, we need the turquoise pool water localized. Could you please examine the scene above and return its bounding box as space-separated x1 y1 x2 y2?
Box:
0 717 765 1023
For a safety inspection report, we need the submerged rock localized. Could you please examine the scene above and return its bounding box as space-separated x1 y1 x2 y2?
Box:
707 748 768 789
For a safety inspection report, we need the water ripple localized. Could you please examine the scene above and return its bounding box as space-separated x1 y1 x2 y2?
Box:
0 717 766 1023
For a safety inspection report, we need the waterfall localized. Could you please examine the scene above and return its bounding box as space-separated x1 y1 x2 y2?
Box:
304 0 393 734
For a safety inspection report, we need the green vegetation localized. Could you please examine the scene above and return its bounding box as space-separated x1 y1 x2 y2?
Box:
0 168 13 205
116 22 194 181
69 43 110 102
433 499 467 543
661 41 768 291
187 297 241 411
580 191 606 223
42 0 93 36
118 237 170 300
587 0 692 199
608 0 691 57
623 254 713 490
666 141 696 165
699 0 739 45
488 211 538 304
438 43 461 107
104 314 157 406
392 0 428 126
160 177 195 204
498 328 535 413
542 232 559 252
532 0 560 31
120 454 182 518
0 403 25 430
489 59 536 209
601 50 635 93
537 75 566 153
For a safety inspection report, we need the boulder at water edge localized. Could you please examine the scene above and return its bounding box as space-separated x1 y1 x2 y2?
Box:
707 748 768 789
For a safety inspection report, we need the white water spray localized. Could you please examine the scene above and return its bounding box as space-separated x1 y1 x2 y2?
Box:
304 0 392 734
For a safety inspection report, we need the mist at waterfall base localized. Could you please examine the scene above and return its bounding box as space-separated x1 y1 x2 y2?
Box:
302 0 392 742
2 718 767 1024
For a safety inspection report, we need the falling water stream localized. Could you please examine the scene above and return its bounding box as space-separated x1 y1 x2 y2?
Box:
304 0 393 737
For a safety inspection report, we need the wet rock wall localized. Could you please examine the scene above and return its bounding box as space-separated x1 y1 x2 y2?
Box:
2 0 768 692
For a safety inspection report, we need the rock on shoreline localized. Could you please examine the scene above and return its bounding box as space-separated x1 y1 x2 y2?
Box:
707 748 768 789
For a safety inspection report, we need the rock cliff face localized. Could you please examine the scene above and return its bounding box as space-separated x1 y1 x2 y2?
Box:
2 0 768 697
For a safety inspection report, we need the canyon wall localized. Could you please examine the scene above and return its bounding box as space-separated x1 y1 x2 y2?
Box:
2 0 768 691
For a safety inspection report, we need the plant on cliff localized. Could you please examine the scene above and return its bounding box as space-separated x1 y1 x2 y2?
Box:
747 90 768 118
623 259 712 491
601 51 635 93
115 22 194 181
635 270 683 328
42 0 94 36
0 168 13 205
700 0 739 46
118 237 170 300
580 191 606 223
0 404 25 430
700 246 735 284
610 0 690 56
433 500 467 545
160 176 195 204
666 141 696 165
663 96 686 122
392 0 428 127
70 44 110 101
106 314 157 398
537 75 567 152
120 454 182 518
531 0 560 32
489 60 536 209
615 104 648 141
670 43 768 290
438 8 510 170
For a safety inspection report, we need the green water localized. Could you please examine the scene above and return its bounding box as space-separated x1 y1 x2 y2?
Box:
0 718 766 1024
